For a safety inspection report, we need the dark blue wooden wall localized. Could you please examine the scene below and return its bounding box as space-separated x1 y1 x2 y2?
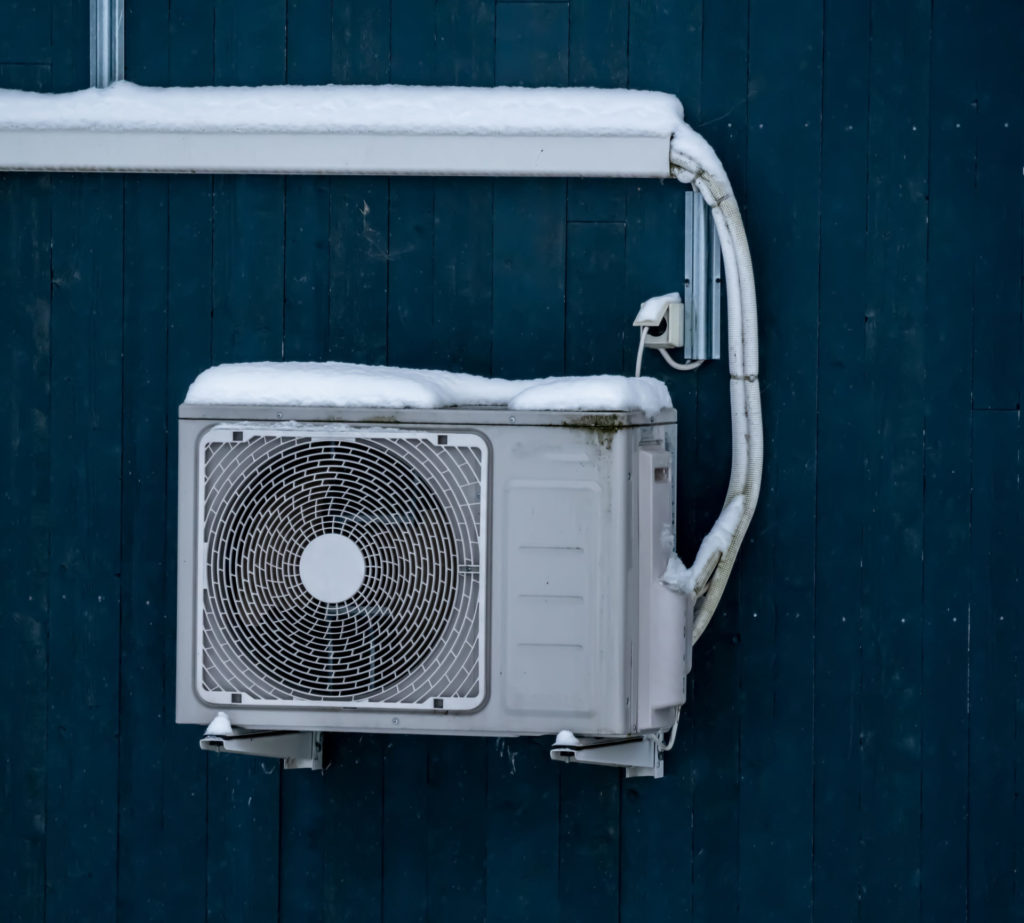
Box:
2 0 1022 920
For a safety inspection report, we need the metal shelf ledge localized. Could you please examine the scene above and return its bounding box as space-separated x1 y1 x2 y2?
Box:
0 82 683 178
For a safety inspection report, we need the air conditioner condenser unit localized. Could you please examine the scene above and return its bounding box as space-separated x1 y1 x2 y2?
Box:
176 401 690 778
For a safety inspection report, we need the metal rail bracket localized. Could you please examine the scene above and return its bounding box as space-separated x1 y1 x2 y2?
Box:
200 729 324 770
549 734 665 779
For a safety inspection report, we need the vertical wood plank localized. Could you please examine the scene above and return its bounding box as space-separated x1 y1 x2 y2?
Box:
381 737 428 923
163 13 215 920
322 734 384 922
1015 417 1024 921
46 174 123 923
279 770 327 923
284 176 331 362
558 767 620 923
920 0 974 916
124 0 169 85
387 177 437 369
286 0 331 84
118 12 175 919
164 174 214 923
495 2 568 87
859 1 930 919
492 179 565 378
328 177 389 363
432 178 493 376
331 0 390 85
565 221 626 374
49 0 88 91
971 1 1024 410
0 0 51 63
117 174 172 922
968 413 1019 923
485 740 558 923
214 0 286 86
812 0 869 919
391 0 437 86
436 0 495 87
426 738 487 921
169 0 214 86
738 2 821 921
568 0 625 88
0 172 51 923
212 175 286 364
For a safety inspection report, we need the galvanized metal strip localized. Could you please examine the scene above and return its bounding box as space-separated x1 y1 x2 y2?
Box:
90 0 124 87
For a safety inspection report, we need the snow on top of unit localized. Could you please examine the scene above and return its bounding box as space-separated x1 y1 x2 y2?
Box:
185 361 673 417
0 81 685 137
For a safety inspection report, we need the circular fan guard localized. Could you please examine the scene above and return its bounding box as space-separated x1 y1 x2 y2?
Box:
200 433 483 704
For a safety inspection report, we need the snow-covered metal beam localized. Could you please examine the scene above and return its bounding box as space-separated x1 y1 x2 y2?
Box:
0 82 682 178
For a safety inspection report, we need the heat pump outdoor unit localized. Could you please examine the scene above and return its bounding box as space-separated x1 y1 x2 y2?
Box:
176 400 690 778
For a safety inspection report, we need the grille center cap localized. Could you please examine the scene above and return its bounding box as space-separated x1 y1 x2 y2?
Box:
299 533 366 603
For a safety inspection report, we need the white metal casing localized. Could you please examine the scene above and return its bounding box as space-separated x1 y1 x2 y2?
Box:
176 404 690 740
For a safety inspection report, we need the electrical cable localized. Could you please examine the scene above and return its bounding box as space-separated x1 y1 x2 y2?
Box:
658 349 704 372
634 327 648 377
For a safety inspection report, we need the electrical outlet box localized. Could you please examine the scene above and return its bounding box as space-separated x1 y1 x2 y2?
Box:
644 300 685 349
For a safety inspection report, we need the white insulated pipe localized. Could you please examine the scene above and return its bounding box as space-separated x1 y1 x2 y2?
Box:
670 132 763 643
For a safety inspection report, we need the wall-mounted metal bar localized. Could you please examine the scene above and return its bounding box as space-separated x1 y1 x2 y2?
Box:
0 129 674 177
683 190 723 361
0 84 682 177
90 0 123 88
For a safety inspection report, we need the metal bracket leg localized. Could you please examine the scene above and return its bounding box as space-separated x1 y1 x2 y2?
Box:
549 734 664 779
200 730 324 770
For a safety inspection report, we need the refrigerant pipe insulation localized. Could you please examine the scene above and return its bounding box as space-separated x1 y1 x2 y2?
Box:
669 135 763 643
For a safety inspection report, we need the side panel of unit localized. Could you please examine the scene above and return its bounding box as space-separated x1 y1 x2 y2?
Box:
635 433 690 733
491 423 633 736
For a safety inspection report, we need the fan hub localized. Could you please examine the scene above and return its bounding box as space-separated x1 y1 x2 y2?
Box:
299 533 366 603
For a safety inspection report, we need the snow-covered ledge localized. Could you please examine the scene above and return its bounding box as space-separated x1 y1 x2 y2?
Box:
0 82 684 177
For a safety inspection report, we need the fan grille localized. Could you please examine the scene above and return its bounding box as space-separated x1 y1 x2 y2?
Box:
197 426 486 708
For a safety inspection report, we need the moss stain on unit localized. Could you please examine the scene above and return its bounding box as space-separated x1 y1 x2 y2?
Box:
561 414 625 450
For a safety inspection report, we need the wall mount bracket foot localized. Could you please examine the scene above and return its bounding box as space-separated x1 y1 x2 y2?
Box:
549 734 664 779
200 729 323 770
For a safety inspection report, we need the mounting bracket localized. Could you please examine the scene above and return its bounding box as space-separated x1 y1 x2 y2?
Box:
200 729 324 770
549 733 665 779
682 189 723 361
